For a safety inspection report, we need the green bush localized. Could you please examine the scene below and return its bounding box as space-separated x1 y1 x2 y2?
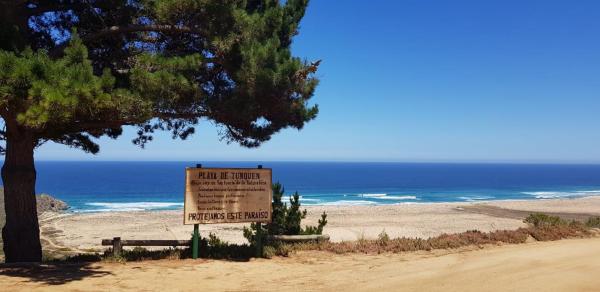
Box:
244 183 328 247
377 230 391 246
586 217 600 228
101 246 184 262
524 213 566 228
304 212 328 235
188 232 254 259
262 246 276 259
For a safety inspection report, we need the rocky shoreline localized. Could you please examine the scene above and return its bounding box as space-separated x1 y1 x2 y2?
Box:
36 193 69 213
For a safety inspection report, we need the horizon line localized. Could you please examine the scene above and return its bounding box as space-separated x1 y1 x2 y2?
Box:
19 159 600 166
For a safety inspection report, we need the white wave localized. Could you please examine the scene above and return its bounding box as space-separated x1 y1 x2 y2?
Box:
300 198 322 202
522 190 600 199
358 193 388 198
458 196 495 202
282 196 321 202
319 200 378 206
75 208 146 213
85 202 183 211
377 195 417 200
357 193 417 200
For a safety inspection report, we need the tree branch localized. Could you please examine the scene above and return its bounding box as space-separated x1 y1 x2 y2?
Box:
90 24 203 39
50 24 204 57
64 111 205 133
155 112 206 121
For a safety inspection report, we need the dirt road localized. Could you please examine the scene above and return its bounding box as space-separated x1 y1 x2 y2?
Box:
2 237 600 291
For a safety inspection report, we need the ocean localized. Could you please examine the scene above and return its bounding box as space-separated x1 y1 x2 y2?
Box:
32 161 600 212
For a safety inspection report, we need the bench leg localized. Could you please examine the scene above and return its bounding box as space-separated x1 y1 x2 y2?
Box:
113 237 122 257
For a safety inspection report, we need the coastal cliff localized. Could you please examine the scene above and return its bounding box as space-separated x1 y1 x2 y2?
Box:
0 188 67 258
36 194 69 213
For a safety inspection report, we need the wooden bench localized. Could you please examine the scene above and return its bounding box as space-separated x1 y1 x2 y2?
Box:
102 234 330 256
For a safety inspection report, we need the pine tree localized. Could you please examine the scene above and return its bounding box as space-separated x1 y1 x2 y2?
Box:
0 0 319 262
243 183 328 247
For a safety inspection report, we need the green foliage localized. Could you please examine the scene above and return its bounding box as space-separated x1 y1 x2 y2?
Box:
586 217 600 228
524 213 567 228
304 212 328 235
96 247 185 262
244 183 328 248
377 230 391 246
0 35 147 153
120 246 183 261
262 245 276 259
1 0 319 151
189 232 254 259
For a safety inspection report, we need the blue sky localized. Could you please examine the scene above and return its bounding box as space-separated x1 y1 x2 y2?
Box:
37 0 600 163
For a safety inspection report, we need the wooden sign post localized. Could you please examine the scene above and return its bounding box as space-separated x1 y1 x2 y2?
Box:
256 165 263 257
184 164 273 259
192 163 202 259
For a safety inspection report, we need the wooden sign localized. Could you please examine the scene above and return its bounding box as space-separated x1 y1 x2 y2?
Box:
184 167 272 224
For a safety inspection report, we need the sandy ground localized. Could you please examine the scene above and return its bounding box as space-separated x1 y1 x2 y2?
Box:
40 196 600 252
2 237 600 291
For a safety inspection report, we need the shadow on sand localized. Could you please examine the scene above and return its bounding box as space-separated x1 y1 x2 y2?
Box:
0 262 112 285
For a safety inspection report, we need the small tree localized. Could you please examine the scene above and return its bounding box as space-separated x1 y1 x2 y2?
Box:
244 182 327 246
0 1 319 262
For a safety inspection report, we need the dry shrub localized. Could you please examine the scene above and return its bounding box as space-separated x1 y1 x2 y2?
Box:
289 222 589 255
488 228 530 244
427 229 529 249
429 231 486 249
527 223 589 241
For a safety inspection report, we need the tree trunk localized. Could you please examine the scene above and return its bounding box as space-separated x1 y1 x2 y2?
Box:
1 126 41 262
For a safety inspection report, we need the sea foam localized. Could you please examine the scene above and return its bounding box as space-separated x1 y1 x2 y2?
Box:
357 193 417 200
83 202 184 212
320 200 378 206
522 190 600 199
457 196 495 202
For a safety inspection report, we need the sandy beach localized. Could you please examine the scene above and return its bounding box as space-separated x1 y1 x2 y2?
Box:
40 196 600 253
